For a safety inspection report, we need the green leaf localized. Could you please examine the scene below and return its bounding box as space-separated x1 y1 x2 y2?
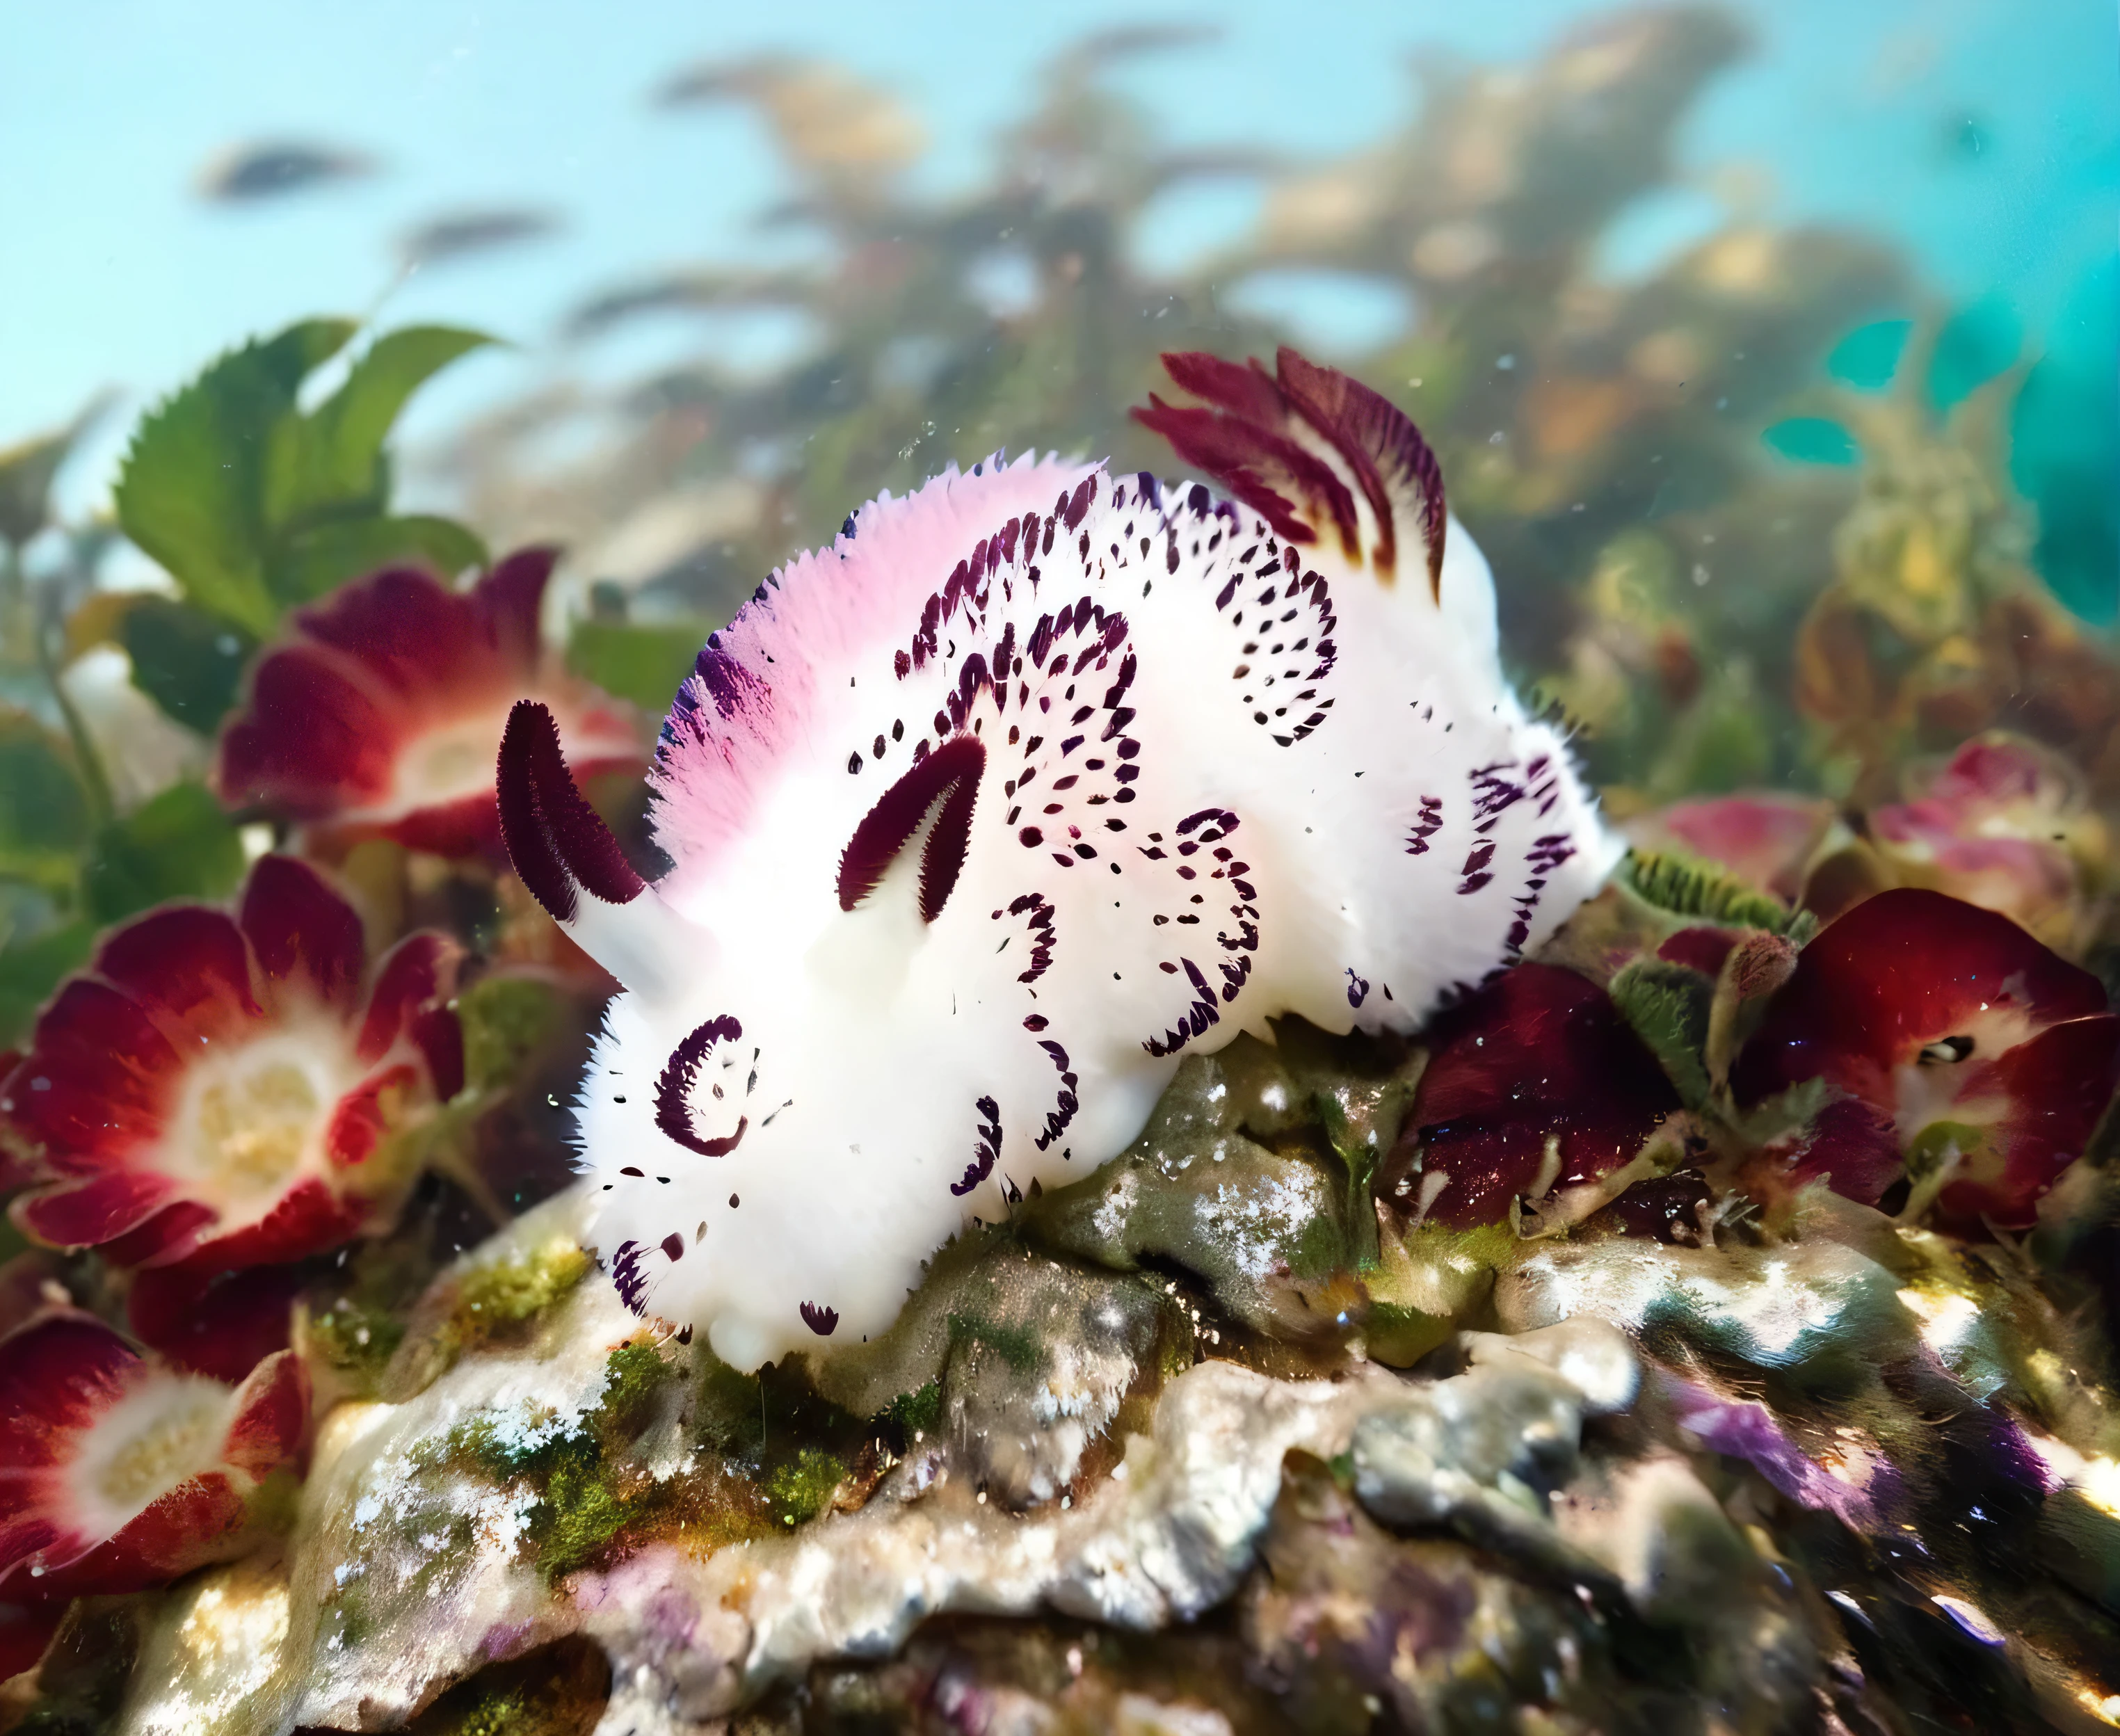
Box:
565 620 706 712
0 919 95 1045
268 514 488 605
1620 848 1813 941
1608 958 1715 1110
0 716 91 893
264 326 495 529
82 782 245 924
113 319 357 636
118 598 255 732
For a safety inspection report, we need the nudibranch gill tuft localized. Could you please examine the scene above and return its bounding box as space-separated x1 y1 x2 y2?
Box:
499 347 1620 1369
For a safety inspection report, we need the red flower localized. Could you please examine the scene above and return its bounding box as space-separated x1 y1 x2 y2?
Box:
3 856 462 1280
1627 792 1835 906
1392 963 1680 1228
216 549 643 856
1733 888 2120 1227
1868 732 2102 952
0 1312 306 1600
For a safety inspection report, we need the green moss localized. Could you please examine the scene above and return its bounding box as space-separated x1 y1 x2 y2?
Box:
532 1448 634 1580
948 1308 1041 1374
767 1447 847 1528
882 1379 942 1437
455 974 570 1098
308 1298 408 1379
453 1238 593 1346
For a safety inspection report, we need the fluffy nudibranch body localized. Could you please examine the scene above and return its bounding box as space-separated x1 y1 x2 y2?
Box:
500 350 1619 1369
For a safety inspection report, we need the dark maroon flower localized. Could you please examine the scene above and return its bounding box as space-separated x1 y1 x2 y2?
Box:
0 1312 307 1600
1733 887 2120 1226
3 858 463 1287
1395 963 1680 1228
217 550 643 856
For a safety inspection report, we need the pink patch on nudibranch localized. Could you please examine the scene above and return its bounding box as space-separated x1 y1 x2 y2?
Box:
218 549 643 855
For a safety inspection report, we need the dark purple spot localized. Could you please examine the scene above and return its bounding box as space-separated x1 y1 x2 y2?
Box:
497 700 646 923
801 1302 840 1336
837 732 986 922
655 1014 750 1158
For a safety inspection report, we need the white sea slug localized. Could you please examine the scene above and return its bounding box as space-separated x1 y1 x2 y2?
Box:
498 348 1620 1369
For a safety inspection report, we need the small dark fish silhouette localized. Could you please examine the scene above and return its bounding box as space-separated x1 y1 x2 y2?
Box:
400 209 559 269
196 141 374 202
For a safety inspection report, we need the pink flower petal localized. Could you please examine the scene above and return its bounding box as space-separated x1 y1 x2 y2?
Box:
1938 1014 2120 1227
1632 793 1834 904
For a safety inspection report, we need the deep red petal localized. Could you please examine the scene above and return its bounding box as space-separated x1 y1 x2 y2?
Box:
92 906 259 1047
0 1603 63 1678
1734 889 2110 1101
324 1066 416 1166
218 642 396 814
412 1007 465 1102
125 1261 310 1383
32 1472 248 1598
0 1313 141 1475
97 1200 220 1270
1937 1015 2120 1227
1764 1095 1904 1207
1402 963 1678 1228
15 1171 185 1253
239 855 366 1018
356 932 457 1066
471 546 558 670
293 566 495 701
178 1177 364 1274
220 1349 309 1479
1657 926 1741 977
376 791 504 856
3 984 177 1167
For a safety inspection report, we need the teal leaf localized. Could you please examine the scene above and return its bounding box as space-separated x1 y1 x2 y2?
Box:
269 514 488 606
113 319 358 637
120 598 255 732
264 326 495 529
565 620 706 713
82 782 246 924
1826 319 1911 392
0 716 92 893
1761 416 1859 466
1928 294 2021 414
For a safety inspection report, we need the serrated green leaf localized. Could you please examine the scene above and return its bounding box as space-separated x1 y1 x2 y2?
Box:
1608 958 1715 1109
118 597 254 732
565 619 706 712
1620 848 1811 940
264 326 495 530
0 715 91 893
113 319 357 636
0 919 95 1045
82 782 245 924
269 514 488 605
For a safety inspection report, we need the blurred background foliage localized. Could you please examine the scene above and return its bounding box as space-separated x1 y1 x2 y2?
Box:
0 3 2114 1043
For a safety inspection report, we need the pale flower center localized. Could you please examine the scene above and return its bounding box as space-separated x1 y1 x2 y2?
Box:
192 1061 321 1199
169 1029 355 1213
98 1387 227 1509
401 712 513 807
